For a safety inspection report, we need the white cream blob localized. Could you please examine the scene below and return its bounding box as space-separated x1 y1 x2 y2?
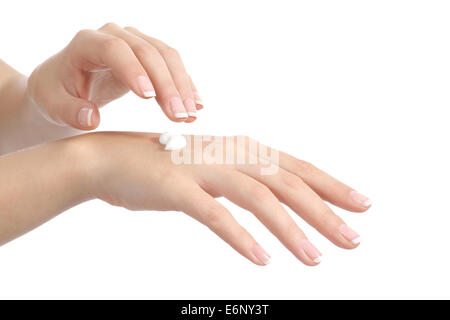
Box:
159 131 177 145
159 132 186 151
165 135 186 151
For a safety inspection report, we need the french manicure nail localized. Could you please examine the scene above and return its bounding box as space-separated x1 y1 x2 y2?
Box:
174 113 188 119
193 91 203 107
339 224 361 245
169 97 188 119
301 240 322 264
350 190 372 207
78 107 93 127
184 98 197 117
252 243 271 265
137 76 156 98
184 98 197 118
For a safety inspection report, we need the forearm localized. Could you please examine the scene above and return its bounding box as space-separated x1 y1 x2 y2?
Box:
0 136 93 245
0 60 79 155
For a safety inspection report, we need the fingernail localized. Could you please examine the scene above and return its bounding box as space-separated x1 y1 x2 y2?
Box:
339 224 361 245
137 76 156 98
301 240 322 264
169 97 188 119
78 107 94 127
350 190 372 207
184 98 197 118
193 91 203 107
251 243 271 265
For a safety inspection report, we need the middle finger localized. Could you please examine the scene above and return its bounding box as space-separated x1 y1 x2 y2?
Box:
99 23 190 122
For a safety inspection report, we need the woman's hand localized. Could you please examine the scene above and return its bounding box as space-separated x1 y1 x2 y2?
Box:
27 23 202 130
0 131 371 265
80 132 371 266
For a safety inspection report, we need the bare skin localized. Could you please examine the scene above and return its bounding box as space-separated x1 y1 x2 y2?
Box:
0 23 201 154
0 132 370 266
0 24 370 266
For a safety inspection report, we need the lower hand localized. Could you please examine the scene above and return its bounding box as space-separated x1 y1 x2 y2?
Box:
79 132 371 266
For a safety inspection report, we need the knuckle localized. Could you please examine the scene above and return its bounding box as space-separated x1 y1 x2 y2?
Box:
102 37 127 51
74 29 93 40
236 225 247 237
202 203 224 227
132 43 158 57
124 26 138 33
285 221 301 238
295 159 317 175
158 79 178 93
176 74 193 91
100 22 119 30
178 72 191 83
248 183 272 202
161 46 179 57
280 172 304 191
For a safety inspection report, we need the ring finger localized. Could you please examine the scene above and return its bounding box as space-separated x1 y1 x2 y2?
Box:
198 168 323 266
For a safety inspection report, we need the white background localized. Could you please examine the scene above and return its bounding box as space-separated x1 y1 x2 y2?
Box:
1 0 449 299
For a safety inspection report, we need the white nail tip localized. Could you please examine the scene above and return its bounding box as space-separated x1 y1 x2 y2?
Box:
313 257 322 264
188 112 197 117
174 112 188 119
263 257 272 265
165 135 186 151
87 109 93 127
363 199 372 207
195 100 203 106
351 237 362 245
143 90 156 98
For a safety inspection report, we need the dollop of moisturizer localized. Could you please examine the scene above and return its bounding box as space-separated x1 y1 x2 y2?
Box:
159 132 186 151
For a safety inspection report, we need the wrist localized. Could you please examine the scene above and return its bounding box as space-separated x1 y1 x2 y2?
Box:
25 69 62 127
59 134 103 202
1 75 81 154
61 132 118 200
23 76 69 129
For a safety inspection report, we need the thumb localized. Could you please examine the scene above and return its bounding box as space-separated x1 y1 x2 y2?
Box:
49 91 100 130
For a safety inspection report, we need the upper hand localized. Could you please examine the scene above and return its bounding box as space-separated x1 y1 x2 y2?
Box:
27 23 202 130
